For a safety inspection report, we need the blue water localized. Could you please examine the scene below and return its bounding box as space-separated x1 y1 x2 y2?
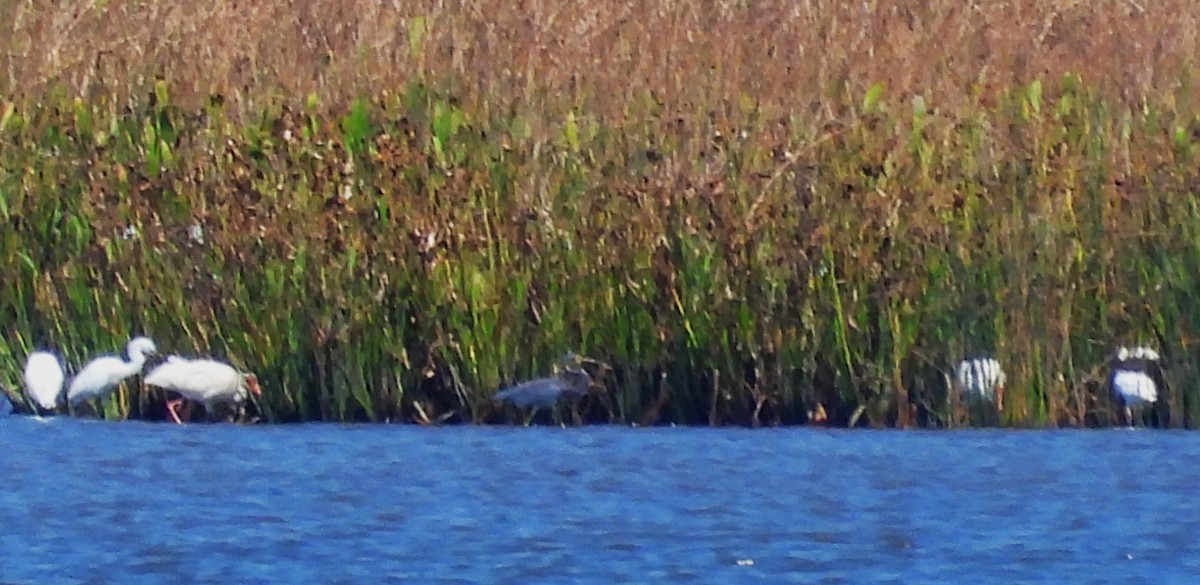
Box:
1 418 1197 584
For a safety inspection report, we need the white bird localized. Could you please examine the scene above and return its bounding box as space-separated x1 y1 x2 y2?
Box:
143 356 261 424
1111 346 1162 427
67 336 158 406
956 357 1006 408
24 351 66 413
1112 370 1157 409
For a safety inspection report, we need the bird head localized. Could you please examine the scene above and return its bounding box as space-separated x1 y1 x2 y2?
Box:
561 351 613 389
128 336 158 359
243 373 262 397
560 366 594 396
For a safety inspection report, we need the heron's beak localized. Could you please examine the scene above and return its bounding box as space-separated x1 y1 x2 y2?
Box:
574 354 612 371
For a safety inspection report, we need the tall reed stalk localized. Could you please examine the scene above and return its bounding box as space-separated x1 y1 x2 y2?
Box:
3 1 1200 427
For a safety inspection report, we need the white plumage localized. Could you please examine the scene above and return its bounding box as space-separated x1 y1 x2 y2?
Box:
1111 370 1158 408
956 358 1006 403
67 336 158 405
1111 346 1162 427
1117 346 1160 362
144 356 261 423
24 351 65 412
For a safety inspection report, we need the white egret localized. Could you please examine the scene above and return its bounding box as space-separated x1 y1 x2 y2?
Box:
1111 346 1162 427
24 351 66 413
143 356 261 424
67 336 158 406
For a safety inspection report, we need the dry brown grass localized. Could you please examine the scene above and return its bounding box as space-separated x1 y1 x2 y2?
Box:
4 0 1198 118
3 0 1200 428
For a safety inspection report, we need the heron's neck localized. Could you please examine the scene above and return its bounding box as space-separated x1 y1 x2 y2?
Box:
563 369 591 394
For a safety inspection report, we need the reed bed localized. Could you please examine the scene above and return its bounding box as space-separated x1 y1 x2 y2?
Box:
1 0 1198 427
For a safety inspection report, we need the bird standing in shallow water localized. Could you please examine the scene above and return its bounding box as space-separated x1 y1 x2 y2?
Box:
493 353 600 426
144 356 261 424
67 336 158 410
1110 346 1162 428
24 350 66 415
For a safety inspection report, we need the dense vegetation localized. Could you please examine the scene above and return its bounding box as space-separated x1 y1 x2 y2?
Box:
1 0 1199 427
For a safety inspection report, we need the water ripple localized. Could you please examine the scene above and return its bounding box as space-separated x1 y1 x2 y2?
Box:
2 420 1199 582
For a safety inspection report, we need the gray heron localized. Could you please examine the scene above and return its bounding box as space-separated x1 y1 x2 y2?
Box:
493 352 605 425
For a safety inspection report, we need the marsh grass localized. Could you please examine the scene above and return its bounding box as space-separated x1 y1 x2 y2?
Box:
1 1 1199 426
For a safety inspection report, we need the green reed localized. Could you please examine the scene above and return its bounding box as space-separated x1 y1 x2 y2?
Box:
1 74 1198 427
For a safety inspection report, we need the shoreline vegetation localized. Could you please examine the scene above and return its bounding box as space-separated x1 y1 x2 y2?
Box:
2 1 1200 427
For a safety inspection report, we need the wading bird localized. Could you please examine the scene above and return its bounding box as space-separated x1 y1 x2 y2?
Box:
493 353 600 426
24 351 66 414
67 336 158 408
955 357 1006 426
144 356 261 424
1110 346 1162 428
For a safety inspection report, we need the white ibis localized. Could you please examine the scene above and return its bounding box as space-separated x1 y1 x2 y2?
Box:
24 350 66 414
66 336 157 407
143 356 261 424
1111 346 1161 428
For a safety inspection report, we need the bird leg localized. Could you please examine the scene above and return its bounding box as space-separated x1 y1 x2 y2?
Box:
166 397 185 424
178 400 196 423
